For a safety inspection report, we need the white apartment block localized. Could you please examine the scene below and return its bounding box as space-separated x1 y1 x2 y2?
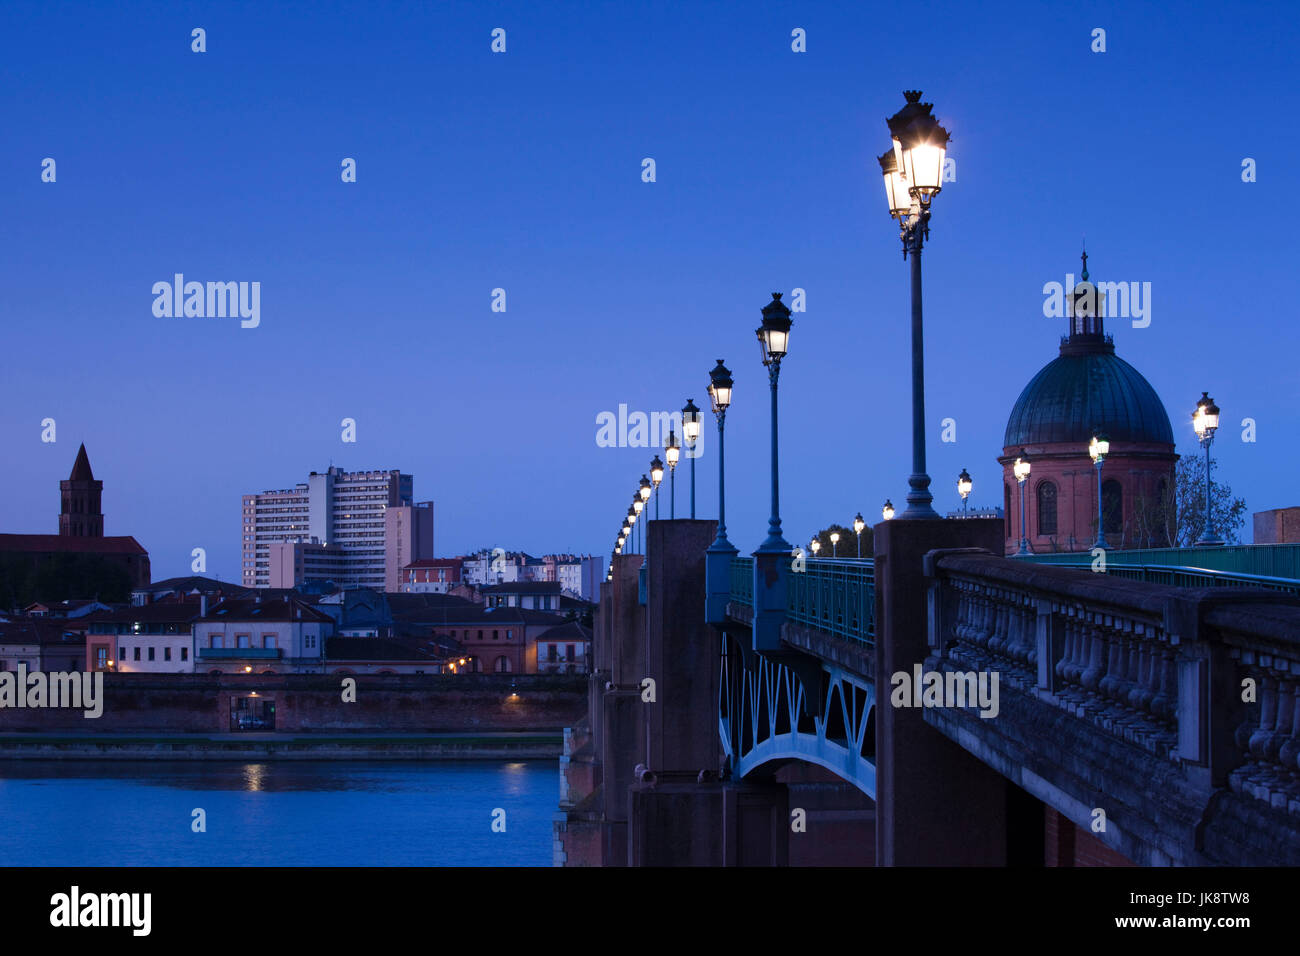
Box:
241 466 430 591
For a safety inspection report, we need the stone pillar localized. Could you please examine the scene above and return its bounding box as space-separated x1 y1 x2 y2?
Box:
597 552 647 866
874 517 1018 865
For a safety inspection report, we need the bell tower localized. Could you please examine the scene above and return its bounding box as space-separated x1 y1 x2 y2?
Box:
59 443 104 537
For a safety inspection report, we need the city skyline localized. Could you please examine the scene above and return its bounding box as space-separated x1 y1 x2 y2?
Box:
3 1 1296 581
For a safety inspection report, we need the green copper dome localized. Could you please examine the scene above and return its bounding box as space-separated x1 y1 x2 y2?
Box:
1004 342 1174 448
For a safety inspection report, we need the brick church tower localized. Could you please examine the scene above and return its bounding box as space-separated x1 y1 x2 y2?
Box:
999 254 1178 554
59 443 104 537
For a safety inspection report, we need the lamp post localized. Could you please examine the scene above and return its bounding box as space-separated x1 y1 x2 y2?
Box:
704 359 737 624
1193 391 1223 546
650 456 664 520
638 476 651 553
751 293 794 652
665 429 680 519
830 531 840 558
682 399 701 519
1088 434 1110 549
1014 451 1031 556
853 513 865 557
882 500 895 521
757 294 792 551
810 539 821 558
879 90 950 520
958 468 972 515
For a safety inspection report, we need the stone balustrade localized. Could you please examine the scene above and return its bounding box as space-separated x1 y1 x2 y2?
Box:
926 549 1300 815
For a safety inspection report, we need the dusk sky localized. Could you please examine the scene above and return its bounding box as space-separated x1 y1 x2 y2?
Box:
3 0 1297 580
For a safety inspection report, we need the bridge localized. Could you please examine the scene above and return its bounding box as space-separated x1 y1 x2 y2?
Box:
555 518 1300 866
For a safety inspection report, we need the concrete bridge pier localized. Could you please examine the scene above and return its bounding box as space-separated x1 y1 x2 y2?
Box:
874 517 1044 865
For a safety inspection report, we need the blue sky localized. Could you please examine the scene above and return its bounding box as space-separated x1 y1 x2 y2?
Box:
2 0 1297 579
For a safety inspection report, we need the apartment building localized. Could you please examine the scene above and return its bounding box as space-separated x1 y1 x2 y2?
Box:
241 466 431 591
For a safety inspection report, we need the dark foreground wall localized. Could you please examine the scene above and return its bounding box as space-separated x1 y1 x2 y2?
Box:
0 673 587 733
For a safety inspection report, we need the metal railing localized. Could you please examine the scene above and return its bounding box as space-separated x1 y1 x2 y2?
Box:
1023 543 1300 580
1080 563 1300 596
728 556 875 644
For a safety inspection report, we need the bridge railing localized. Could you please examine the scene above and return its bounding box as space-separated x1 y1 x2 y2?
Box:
1023 543 1300 580
1077 563 1300 596
728 556 875 644
927 549 1300 813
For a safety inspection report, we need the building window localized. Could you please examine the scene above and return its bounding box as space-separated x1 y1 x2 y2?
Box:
237 634 251 648
134 647 141 661
210 634 223 649
493 630 499 641
148 647 155 661
506 629 512 641
495 655 511 673
96 647 108 669
1102 479 1123 535
181 648 188 661
164 647 172 661
1037 481 1058 536
263 634 277 649
566 644 575 661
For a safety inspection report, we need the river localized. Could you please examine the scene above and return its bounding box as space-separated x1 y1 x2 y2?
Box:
0 759 557 866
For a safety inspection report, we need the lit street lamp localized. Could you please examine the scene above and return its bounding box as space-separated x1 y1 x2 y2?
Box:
810 539 821 557
882 500 895 521
879 90 950 520
1193 391 1223 546
1014 451 1031 556
650 456 664 520
1088 434 1110 549
682 399 701 519
830 531 840 558
751 293 794 653
704 359 738 622
958 468 972 514
853 512 865 557
665 429 680 519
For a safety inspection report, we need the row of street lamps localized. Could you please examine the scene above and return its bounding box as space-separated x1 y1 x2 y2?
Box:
1007 390 1223 557
605 91 1225 586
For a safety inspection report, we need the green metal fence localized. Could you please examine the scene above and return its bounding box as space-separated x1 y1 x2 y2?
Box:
1023 543 1300 580
1058 563 1300 596
728 556 875 644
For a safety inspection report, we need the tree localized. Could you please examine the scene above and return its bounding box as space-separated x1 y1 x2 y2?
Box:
1171 448 1247 546
1133 448 1247 548
806 522 873 560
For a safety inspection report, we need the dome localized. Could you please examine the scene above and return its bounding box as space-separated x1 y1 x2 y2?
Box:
1004 346 1174 449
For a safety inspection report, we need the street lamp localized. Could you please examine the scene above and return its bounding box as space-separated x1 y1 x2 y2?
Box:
1193 391 1223 546
958 468 972 514
1013 451 1031 556
750 293 794 653
704 359 738 623
682 399 701 519
810 539 821 557
879 90 950 520
1088 434 1110 549
829 531 840 557
853 512 865 557
882 500 895 521
665 429 680 519
650 456 664 520
756 293 792 551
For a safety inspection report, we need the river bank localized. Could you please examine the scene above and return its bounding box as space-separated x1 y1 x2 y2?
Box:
0 730 562 760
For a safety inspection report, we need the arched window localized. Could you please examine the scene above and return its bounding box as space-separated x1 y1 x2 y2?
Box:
1037 481 1058 536
1102 479 1123 535
1153 478 1170 547
1004 484 1012 538
494 655 511 673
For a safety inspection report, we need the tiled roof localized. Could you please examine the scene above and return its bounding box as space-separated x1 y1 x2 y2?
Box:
198 597 333 624
0 620 87 645
0 534 147 555
535 621 593 642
